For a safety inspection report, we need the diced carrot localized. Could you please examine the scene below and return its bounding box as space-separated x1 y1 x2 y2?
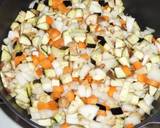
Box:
107 86 117 97
63 66 73 74
38 52 46 61
35 67 43 77
14 54 26 66
99 16 109 21
122 66 132 76
40 59 52 69
37 101 58 111
78 42 86 49
80 53 90 60
76 17 83 23
105 104 110 111
49 38 64 48
47 28 61 41
51 86 64 100
52 0 63 9
47 101 58 110
92 80 103 84
37 102 48 110
137 74 147 83
58 3 70 13
46 16 54 25
47 54 55 62
97 110 106 116
120 19 126 28
72 77 80 82
146 78 159 88
85 95 98 104
125 123 135 128
132 61 143 70
85 75 92 84
60 123 70 128
152 36 156 43
32 55 39 66
65 91 75 102
95 24 101 32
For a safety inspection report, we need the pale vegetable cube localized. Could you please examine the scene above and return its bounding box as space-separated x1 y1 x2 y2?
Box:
115 67 126 78
78 105 99 120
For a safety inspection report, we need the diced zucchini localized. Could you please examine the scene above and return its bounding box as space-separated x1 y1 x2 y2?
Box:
42 33 49 45
89 1 102 14
63 30 72 45
19 35 31 45
75 8 83 18
66 113 79 124
138 101 151 114
37 23 49 30
25 11 35 20
36 119 53 127
60 74 72 84
89 68 106 81
119 81 131 102
45 69 56 78
10 22 20 31
86 14 98 25
86 34 96 45
16 11 26 23
71 29 86 42
1 49 11 62
67 9 76 18
118 57 130 67
144 34 153 43
78 105 99 120
114 67 126 78
32 36 41 47
115 39 125 48
127 34 139 45
54 111 65 123
37 3 46 11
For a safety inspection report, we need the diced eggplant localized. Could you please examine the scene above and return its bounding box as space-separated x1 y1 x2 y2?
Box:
87 44 96 48
63 0 72 7
15 51 23 56
91 58 96 65
33 79 41 84
98 0 108 6
96 104 106 111
97 36 106 46
110 107 123 115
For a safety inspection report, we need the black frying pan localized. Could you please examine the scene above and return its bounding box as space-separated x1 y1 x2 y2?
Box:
0 0 160 128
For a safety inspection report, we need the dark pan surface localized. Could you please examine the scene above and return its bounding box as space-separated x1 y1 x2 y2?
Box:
0 0 160 128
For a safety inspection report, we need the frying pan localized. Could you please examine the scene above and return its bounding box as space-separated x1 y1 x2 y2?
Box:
0 0 160 128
